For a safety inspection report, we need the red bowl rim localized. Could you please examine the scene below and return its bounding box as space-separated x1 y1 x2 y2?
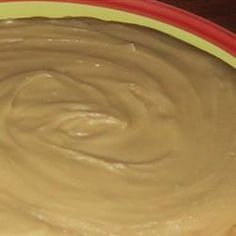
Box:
1 0 236 56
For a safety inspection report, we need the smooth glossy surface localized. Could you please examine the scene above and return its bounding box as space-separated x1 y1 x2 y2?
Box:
0 18 235 236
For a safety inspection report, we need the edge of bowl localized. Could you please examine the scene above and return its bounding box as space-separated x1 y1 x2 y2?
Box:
0 0 235 67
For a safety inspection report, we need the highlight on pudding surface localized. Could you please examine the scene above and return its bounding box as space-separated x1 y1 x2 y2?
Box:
0 18 235 236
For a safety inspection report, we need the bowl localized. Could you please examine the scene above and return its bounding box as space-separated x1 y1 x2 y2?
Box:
0 0 235 68
0 2 235 235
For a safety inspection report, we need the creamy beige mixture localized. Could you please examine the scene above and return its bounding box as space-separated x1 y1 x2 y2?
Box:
0 18 235 236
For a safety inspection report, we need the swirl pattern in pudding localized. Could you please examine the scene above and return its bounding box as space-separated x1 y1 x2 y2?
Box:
0 18 235 236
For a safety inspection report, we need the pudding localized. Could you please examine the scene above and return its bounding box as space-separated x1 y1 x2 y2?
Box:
0 18 235 236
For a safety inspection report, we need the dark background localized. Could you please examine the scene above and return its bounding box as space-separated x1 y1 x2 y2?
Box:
158 0 236 32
